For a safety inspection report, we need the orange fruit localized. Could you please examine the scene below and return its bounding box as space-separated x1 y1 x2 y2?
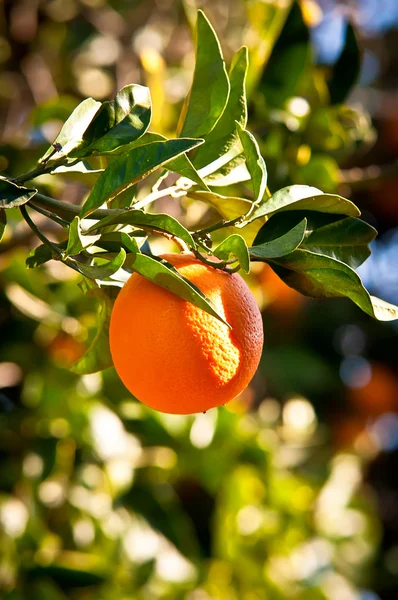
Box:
109 252 263 414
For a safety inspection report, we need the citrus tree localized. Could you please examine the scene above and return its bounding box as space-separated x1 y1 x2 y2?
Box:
0 3 396 599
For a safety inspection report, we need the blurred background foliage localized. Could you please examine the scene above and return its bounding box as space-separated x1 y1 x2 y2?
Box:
1 0 398 598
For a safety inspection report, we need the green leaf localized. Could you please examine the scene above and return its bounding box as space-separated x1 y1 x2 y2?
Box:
268 249 398 321
189 190 264 245
71 85 151 157
200 152 250 187
254 211 376 268
237 123 267 203
0 209 6 242
71 289 114 374
0 177 37 208
169 154 210 191
65 216 86 256
69 248 126 280
127 253 229 326
86 210 194 248
259 2 310 107
80 138 203 218
328 23 360 105
303 214 376 268
250 218 306 259
194 46 248 169
214 234 250 273
177 10 230 138
248 185 360 221
39 98 101 164
94 231 140 254
52 160 104 175
26 243 52 268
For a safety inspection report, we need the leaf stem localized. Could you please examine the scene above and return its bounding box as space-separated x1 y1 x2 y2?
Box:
19 205 62 258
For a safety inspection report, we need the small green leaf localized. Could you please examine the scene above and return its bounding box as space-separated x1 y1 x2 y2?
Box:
94 231 140 254
269 249 398 321
80 138 203 218
250 218 306 259
72 85 151 157
169 154 210 191
177 10 230 138
39 98 101 164
237 123 267 203
127 253 229 326
71 289 114 374
69 248 126 280
214 234 250 273
0 209 6 242
328 23 360 105
86 210 194 248
65 216 86 256
0 177 37 208
194 46 248 169
248 185 360 221
26 243 52 268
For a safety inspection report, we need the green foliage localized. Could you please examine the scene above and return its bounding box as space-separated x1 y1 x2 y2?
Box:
1 1 394 380
1 2 396 598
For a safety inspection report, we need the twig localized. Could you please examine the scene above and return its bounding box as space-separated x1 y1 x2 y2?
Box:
19 205 62 258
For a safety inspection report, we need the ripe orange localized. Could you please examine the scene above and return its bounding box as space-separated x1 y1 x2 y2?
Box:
109 252 263 414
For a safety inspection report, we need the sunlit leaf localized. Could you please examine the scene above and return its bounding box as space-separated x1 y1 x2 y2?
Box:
65 216 86 256
214 234 250 273
80 138 203 218
0 177 37 208
72 84 151 157
177 10 230 138
0 209 6 242
237 123 267 202
39 98 101 164
194 46 248 169
248 185 360 221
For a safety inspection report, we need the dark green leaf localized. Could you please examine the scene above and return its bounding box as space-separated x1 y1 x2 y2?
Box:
0 177 37 208
303 214 376 268
248 185 360 221
254 211 376 268
65 216 85 256
0 209 6 242
80 138 203 218
72 85 151 157
71 290 114 374
26 243 52 268
328 23 360 105
259 2 310 107
127 253 229 326
214 234 250 273
237 124 267 202
86 210 194 247
69 248 126 280
194 46 248 169
250 218 306 259
269 249 398 321
177 10 230 138
39 98 101 164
